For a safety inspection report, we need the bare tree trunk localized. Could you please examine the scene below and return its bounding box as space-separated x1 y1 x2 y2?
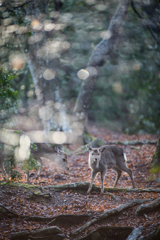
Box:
74 0 130 126
151 136 160 167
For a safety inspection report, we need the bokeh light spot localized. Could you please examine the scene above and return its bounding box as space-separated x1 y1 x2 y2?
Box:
112 82 123 94
77 69 89 80
9 53 26 71
43 69 56 80
31 19 42 31
51 131 67 144
100 30 112 40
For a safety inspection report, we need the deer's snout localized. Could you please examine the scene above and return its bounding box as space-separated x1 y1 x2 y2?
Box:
94 158 97 161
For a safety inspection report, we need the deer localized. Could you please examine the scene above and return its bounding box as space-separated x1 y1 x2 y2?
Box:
0 150 9 181
87 145 135 194
27 143 69 182
0 143 69 182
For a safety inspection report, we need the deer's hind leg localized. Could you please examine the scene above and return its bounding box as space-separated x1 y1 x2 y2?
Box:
113 168 122 188
87 170 97 194
1 162 9 180
36 158 42 180
100 169 108 194
118 163 135 188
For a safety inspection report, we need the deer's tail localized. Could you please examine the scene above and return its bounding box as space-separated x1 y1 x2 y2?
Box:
123 152 127 162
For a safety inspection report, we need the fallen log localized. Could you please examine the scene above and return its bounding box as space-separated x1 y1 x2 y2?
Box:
0 204 91 225
135 197 160 216
105 140 157 146
71 199 150 237
10 226 63 240
0 204 19 217
70 139 157 156
26 192 52 203
48 182 160 193
71 138 104 155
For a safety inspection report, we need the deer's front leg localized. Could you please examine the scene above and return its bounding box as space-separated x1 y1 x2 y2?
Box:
100 171 105 194
1 162 9 181
36 158 42 180
26 171 30 183
87 170 97 194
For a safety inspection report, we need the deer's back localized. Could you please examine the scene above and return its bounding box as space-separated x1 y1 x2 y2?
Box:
100 145 125 168
31 143 55 159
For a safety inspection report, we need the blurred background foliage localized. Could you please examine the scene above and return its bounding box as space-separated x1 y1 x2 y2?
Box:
0 0 160 135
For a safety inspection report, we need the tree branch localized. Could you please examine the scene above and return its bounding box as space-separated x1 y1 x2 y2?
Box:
135 197 160 215
130 0 160 47
49 182 160 193
10 226 62 240
105 140 157 145
71 199 150 237
74 0 130 118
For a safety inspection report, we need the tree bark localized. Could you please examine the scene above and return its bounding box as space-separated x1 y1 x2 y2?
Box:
10 226 63 240
105 140 157 146
71 199 150 237
49 182 160 193
135 197 160 216
151 136 160 167
126 227 143 240
74 0 130 125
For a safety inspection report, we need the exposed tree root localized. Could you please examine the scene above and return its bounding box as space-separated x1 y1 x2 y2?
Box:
0 204 91 226
26 192 52 203
71 138 104 155
0 204 19 217
135 197 160 216
74 226 133 240
126 227 143 240
49 182 160 193
10 226 63 240
71 199 150 237
48 214 90 226
105 140 157 146
70 139 156 156
103 192 118 200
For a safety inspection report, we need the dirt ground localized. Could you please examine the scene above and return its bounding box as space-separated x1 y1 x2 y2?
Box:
0 125 160 239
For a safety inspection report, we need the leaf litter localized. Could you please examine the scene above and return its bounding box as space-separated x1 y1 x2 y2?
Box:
0 125 160 239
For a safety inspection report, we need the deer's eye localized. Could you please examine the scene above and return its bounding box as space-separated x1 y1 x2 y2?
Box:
63 158 66 162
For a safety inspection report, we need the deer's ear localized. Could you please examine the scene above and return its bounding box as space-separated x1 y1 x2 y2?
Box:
87 145 92 151
54 146 60 153
99 147 105 152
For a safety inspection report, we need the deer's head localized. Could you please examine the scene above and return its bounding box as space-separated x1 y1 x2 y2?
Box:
87 146 104 168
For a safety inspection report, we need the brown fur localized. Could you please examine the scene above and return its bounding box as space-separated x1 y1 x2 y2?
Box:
87 145 135 194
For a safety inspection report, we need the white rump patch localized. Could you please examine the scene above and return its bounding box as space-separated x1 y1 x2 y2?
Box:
123 153 127 162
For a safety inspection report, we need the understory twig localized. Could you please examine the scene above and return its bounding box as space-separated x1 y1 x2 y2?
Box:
71 199 151 237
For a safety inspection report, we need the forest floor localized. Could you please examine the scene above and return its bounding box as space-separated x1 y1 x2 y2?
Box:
0 125 160 240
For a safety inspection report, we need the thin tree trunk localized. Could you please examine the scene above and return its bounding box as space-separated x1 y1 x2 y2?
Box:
74 0 130 125
151 136 160 167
